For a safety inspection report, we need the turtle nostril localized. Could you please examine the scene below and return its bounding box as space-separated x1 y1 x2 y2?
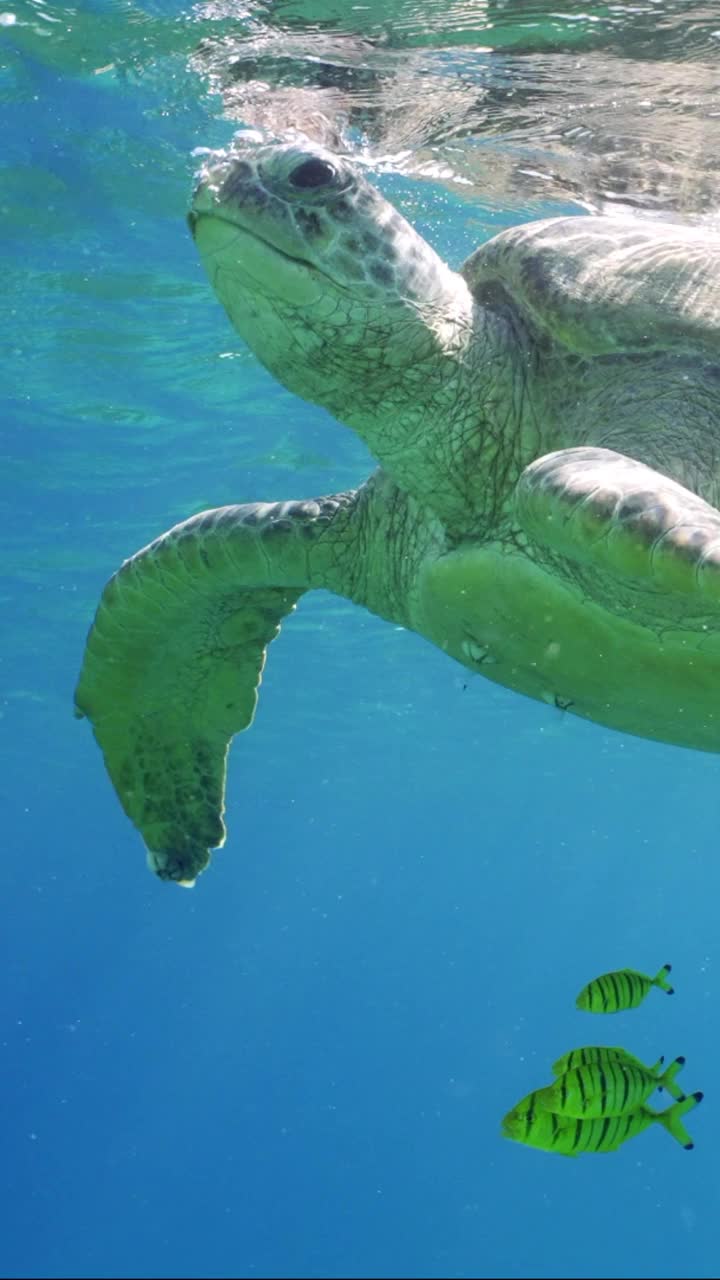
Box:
289 157 336 190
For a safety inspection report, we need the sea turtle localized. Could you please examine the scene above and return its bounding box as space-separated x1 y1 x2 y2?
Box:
75 136 720 886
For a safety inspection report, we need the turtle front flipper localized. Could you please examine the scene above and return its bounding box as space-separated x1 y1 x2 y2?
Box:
515 446 720 601
75 495 353 885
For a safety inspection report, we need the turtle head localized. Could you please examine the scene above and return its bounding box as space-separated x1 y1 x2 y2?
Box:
189 137 473 426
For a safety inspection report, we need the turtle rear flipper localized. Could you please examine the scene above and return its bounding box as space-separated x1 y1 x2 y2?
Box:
515 446 720 602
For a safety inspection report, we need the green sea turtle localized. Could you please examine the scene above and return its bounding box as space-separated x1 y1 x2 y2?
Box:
75 137 720 886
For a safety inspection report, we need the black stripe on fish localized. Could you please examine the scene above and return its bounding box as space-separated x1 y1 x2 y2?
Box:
609 972 621 1010
525 1095 536 1141
598 1062 608 1112
619 1063 630 1113
597 1116 612 1151
550 1112 561 1146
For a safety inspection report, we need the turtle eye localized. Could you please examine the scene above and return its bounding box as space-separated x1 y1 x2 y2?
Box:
289 157 336 190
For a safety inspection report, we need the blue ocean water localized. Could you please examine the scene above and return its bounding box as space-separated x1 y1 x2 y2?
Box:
3 3 720 1277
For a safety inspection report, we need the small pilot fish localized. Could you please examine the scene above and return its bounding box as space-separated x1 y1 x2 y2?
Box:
502 1089 702 1156
576 964 674 1013
537 1055 686 1118
552 1045 662 1077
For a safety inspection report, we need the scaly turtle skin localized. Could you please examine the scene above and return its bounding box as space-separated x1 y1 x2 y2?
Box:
76 138 720 884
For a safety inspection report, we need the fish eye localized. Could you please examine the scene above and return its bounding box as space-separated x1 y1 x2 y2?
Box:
289 157 337 190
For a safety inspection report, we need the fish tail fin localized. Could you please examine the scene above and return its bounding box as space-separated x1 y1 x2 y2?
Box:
659 1056 686 1101
653 963 674 994
656 1091 703 1149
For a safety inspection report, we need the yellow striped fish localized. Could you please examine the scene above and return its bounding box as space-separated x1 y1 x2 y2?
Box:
502 1089 702 1156
537 1055 685 1118
576 964 673 1013
552 1046 662 1076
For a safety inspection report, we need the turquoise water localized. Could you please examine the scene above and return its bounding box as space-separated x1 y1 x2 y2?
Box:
3 3 720 1276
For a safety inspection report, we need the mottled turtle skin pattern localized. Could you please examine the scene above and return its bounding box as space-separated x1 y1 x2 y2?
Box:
76 137 720 884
